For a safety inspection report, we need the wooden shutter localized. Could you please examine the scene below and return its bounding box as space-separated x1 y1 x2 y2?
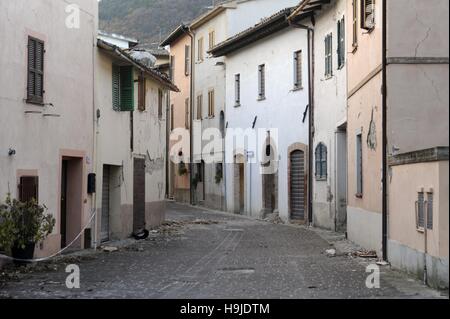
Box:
294 51 302 88
198 38 204 61
158 89 164 118
138 74 146 111
185 98 190 128
427 192 433 230
353 0 358 47
209 30 215 50
337 19 345 68
197 95 202 120
185 45 190 76
170 104 174 130
170 55 175 81
258 65 265 99
120 66 134 111
112 64 120 110
235 74 240 105
27 37 44 103
208 90 215 117
19 176 39 202
356 134 363 195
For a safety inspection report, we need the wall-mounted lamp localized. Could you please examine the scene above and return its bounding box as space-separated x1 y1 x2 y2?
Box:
8 148 16 156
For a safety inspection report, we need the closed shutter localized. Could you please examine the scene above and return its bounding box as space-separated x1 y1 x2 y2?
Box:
185 45 190 76
185 97 190 128
235 74 240 105
27 37 44 103
138 74 146 111
158 89 164 118
19 176 39 202
120 66 134 111
112 64 120 110
427 192 433 230
353 0 358 46
197 95 203 120
294 51 302 88
337 18 345 68
290 151 306 221
258 65 265 99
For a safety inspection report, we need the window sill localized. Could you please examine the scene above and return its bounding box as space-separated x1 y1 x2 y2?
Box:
316 177 327 182
234 103 241 108
362 26 375 34
355 193 363 199
257 97 266 102
26 99 44 106
324 75 333 81
337 64 345 71
292 86 303 92
351 45 358 54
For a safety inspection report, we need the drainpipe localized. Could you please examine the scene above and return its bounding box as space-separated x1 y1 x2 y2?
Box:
92 29 99 250
382 0 388 261
182 27 195 205
289 19 315 225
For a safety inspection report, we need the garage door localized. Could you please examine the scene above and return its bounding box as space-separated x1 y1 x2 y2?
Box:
290 150 306 221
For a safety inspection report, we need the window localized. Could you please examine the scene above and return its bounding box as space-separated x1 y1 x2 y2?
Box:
112 65 134 111
138 74 146 111
235 74 241 105
208 90 215 117
198 37 204 61
170 104 174 131
337 17 345 69
258 64 266 100
356 133 363 197
185 45 190 76
427 192 433 230
197 95 203 120
185 98 190 129
208 30 215 50
324 34 333 77
416 192 425 231
352 0 358 48
19 176 39 202
361 0 375 30
170 55 175 81
27 37 45 104
158 89 164 118
294 51 302 89
315 143 327 180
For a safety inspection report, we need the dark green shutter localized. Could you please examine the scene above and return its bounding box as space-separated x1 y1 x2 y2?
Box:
112 64 120 110
120 66 134 111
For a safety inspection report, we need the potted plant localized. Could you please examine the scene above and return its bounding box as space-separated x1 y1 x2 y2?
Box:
0 194 55 265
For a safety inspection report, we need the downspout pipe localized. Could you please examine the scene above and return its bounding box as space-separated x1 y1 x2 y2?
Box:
382 0 388 261
182 27 195 205
289 19 315 225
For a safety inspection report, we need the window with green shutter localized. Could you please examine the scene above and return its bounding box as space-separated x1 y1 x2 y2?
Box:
120 66 134 111
112 64 120 111
27 37 45 104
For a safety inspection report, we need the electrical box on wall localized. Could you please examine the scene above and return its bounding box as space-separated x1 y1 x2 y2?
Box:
87 173 96 194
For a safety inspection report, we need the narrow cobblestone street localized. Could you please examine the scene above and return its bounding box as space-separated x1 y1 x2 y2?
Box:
0 203 446 299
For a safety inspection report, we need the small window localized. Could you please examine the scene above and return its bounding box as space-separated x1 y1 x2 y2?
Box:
197 95 203 120
113 65 134 111
19 176 39 202
208 30 215 50
27 37 45 104
138 74 146 111
361 0 376 30
170 104 174 131
337 17 345 69
170 55 175 81
258 64 266 100
427 192 433 230
416 192 425 231
356 133 363 196
198 37 204 62
352 0 358 48
324 34 333 77
208 90 215 117
158 89 164 119
235 74 241 105
294 50 302 89
184 45 190 76
315 143 328 180
185 97 190 129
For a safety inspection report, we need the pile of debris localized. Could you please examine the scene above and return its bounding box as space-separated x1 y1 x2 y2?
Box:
351 249 378 259
263 213 284 225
